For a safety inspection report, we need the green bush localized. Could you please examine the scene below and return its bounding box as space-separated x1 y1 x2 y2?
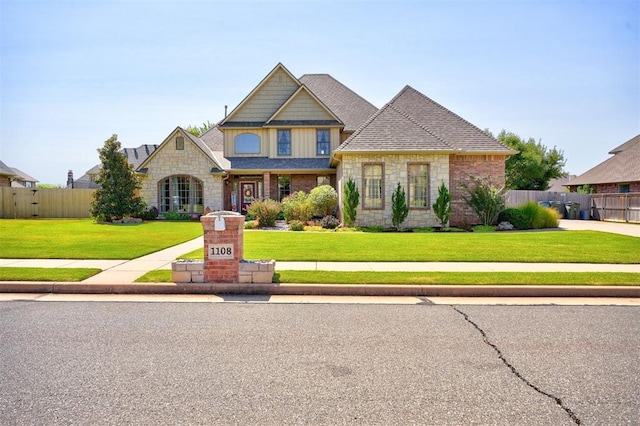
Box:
391 182 409 229
461 177 505 226
288 220 305 231
247 199 281 228
532 205 560 229
163 212 191 221
432 182 452 228
309 185 338 217
498 208 530 230
282 191 314 223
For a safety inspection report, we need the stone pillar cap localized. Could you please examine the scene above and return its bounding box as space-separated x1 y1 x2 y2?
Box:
204 211 242 217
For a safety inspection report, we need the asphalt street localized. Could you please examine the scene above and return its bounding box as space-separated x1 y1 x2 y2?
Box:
1 301 638 425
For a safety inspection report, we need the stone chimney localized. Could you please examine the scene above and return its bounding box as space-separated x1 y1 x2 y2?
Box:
67 170 74 188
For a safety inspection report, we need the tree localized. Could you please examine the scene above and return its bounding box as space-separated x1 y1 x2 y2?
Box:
391 182 409 229
432 181 451 228
493 130 566 190
342 177 359 227
461 176 504 226
90 134 146 222
185 121 215 137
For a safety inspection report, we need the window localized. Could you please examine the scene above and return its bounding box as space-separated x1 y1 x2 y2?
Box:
235 133 260 154
619 184 630 193
176 136 184 150
363 163 383 209
278 129 291 156
158 176 203 213
316 129 330 155
408 163 429 208
317 176 330 186
278 175 291 201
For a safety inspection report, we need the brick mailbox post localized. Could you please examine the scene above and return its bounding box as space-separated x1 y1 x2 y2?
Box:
171 211 275 284
201 211 245 283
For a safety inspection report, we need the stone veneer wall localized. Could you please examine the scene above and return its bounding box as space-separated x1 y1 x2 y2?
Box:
138 131 224 213
339 153 449 228
449 154 507 226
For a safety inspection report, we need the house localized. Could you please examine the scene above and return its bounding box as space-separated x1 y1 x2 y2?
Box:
72 144 159 189
97 63 514 226
0 161 38 188
566 134 640 194
0 160 16 187
10 168 38 188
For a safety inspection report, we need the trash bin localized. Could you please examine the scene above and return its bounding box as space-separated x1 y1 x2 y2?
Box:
579 210 590 220
566 202 581 220
538 201 551 208
549 201 565 218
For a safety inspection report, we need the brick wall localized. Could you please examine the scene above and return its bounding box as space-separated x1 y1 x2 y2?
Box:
592 182 640 193
449 155 507 226
0 177 10 188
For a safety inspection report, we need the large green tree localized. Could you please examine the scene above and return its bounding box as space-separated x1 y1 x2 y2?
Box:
90 134 146 222
185 121 215 137
493 130 566 190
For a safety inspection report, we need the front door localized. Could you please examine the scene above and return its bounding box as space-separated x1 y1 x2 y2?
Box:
240 182 256 214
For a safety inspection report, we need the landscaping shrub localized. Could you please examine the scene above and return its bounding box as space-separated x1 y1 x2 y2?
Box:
247 199 281 228
139 206 159 221
519 202 538 228
164 212 191 220
461 177 505 226
498 208 530 230
320 215 340 229
532 205 560 229
432 181 451 228
288 220 305 231
244 220 257 230
343 177 359 227
391 182 409 229
282 191 314 223
309 185 338 217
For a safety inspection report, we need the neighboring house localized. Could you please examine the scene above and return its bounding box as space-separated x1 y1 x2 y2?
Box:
566 134 640 193
546 175 575 193
0 160 16 188
10 168 38 188
72 144 159 189
0 161 38 188
88 63 515 226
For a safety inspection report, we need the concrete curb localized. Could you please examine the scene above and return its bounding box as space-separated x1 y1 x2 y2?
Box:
1 281 639 298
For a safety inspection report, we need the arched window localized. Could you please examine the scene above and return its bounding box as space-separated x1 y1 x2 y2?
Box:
158 175 203 214
234 133 261 154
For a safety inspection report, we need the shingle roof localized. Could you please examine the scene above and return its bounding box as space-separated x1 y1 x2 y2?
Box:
299 74 378 132
10 167 38 183
0 160 16 176
121 144 159 169
225 157 332 171
568 134 640 186
337 86 514 154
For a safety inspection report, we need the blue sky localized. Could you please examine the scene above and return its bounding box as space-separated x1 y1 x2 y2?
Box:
1 0 638 186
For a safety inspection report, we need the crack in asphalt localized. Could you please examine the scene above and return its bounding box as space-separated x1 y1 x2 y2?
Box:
452 306 582 425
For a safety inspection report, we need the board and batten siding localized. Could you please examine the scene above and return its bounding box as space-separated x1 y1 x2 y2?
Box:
224 129 270 157
273 91 334 121
268 128 340 158
230 69 299 122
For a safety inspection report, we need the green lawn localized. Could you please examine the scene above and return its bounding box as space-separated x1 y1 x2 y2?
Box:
135 270 640 286
178 230 640 264
0 267 102 282
0 219 202 259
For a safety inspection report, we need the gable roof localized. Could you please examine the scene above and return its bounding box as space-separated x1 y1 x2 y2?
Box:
137 127 226 173
218 63 300 127
265 85 342 126
336 85 514 155
568 134 640 186
298 74 378 132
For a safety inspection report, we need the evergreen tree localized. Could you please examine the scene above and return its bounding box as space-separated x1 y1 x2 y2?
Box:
432 181 452 227
90 134 146 222
391 182 409 229
342 177 359 227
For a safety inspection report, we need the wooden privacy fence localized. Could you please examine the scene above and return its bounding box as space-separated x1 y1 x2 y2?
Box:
0 188 95 219
505 190 640 223
591 193 640 223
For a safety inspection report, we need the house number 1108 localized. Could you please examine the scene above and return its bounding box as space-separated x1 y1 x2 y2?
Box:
208 244 234 259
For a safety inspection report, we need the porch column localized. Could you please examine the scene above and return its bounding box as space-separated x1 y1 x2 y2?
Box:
263 172 271 200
